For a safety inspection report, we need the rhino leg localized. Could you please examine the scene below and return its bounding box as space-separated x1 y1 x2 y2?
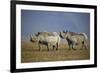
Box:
81 41 87 50
72 43 76 50
68 44 71 50
56 43 59 50
47 44 50 51
38 43 41 51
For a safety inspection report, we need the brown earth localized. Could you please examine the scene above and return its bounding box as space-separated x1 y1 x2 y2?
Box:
21 40 90 63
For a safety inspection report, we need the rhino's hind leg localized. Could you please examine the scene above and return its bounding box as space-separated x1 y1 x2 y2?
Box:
72 43 76 50
47 44 50 51
38 43 41 51
56 43 59 50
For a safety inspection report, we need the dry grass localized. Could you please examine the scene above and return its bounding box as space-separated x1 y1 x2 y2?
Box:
21 40 90 63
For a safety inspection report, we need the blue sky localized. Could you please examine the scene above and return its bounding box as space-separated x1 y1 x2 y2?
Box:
21 10 90 40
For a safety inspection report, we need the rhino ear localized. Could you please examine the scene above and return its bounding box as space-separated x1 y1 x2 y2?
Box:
63 30 65 33
30 35 32 38
31 34 34 37
35 33 38 36
60 31 63 36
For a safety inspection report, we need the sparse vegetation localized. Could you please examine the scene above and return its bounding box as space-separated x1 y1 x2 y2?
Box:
21 40 90 63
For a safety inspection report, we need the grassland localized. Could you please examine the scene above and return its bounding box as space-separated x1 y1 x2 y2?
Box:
21 40 90 63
